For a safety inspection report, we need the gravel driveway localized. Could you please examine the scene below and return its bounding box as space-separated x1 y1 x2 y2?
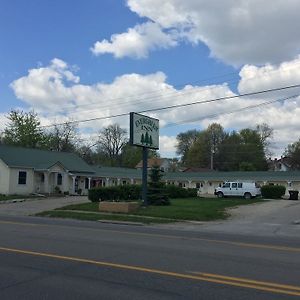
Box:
202 199 300 237
0 196 89 216
157 200 300 238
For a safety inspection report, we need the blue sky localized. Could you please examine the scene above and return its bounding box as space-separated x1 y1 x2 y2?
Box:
1 0 300 157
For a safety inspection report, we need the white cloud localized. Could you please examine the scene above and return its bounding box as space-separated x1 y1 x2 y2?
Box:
10 58 79 112
238 56 300 95
159 135 177 157
125 0 300 65
91 22 177 59
9 58 300 157
0 113 7 132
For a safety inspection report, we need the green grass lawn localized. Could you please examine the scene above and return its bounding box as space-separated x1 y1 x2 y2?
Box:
38 197 264 223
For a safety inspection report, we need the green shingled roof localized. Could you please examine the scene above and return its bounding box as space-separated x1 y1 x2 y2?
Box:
90 166 300 181
0 144 94 173
92 166 142 179
164 171 300 181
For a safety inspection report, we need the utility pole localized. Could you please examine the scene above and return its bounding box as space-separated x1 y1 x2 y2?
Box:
210 147 215 170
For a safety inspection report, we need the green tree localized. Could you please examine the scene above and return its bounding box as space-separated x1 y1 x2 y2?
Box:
239 128 267 170
46 121 79 152
256 123 273 156
284 139 300 170
3 110 47 148
147 165 170 206
185 123 226 169
121 144 143 168
216 129 267 171
145 132 149 144
76 144 97 165
176 129 200 164
98 123 128 166
186 131 210 167
215 131 241 171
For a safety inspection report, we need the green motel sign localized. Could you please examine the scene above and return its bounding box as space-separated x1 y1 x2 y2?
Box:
129 112 159 150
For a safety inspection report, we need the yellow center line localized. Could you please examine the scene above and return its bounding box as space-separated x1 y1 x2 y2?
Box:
0 220 39 226
191 272 300 291
1 219 300 253
0 246 300 297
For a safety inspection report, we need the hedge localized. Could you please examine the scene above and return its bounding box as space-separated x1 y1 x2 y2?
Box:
88 184 197 202
88 185 142 202
165 185 197 198
261 184 286 199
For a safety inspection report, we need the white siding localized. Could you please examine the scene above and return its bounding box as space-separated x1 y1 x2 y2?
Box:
9 168 34 195
0 159 10 195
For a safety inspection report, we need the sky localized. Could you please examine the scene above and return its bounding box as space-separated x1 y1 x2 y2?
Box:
1 0 300 158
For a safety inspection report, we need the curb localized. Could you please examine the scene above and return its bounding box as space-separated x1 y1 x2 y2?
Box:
98 220 144 226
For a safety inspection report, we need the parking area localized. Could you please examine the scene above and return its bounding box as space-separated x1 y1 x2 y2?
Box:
156 199 300 238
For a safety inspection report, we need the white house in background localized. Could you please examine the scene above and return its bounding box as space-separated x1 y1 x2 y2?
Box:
135 157 171 172
0 144 95 195
268 157 293 171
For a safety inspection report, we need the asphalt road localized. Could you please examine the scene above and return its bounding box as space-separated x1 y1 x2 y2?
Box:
0 215 300 299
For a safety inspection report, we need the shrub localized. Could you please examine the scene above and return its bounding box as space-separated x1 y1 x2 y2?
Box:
165 185 197 198
88 185 142 202
261 184 286 199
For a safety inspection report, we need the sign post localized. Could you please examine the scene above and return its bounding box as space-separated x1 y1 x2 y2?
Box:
129 112 159 206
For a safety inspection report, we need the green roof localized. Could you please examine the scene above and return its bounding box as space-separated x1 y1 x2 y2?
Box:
164 171 300 181
92 166 142 179
3 145 299 181
0 144 94 173
91 167 300 181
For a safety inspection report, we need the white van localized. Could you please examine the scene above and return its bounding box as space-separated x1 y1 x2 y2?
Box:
214 181 261 199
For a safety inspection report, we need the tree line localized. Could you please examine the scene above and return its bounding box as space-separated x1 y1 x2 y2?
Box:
176 123 300 171
0 110 154 168
1 110 299 171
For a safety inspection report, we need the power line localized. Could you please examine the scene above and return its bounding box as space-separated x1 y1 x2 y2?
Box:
40 83 300 128
163 94 298 128
47 73 241 113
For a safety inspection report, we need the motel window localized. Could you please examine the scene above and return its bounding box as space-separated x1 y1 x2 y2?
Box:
41 173 45 183
196 183 200 189
18 171 27 185
57 173 62 185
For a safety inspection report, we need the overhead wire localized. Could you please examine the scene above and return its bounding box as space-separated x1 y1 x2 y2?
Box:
39 83 300 128
162 94 299 128
67 93 299 147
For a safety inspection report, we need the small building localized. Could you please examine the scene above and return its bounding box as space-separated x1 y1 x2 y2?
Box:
135 157 171 172
91 166 142 188
0 145 95 195
164 171 300 196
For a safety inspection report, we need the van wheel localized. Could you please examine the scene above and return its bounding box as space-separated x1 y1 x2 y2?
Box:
244 192 252 200
217 192 224 198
